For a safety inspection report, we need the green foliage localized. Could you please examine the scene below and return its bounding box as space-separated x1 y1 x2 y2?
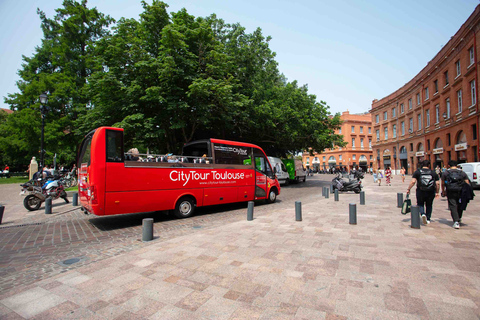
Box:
2 0 343 169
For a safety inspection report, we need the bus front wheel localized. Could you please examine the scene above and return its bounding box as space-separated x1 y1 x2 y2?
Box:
266 188 277 204
174 197 195 219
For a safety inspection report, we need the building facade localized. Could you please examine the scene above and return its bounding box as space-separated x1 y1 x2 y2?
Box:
371 6 480 174
302 111 373 172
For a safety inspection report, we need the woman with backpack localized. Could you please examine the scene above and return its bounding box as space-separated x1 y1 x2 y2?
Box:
406 160 440 225
441 160 471 229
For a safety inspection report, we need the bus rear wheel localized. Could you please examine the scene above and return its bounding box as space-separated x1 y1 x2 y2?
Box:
174 197 195 219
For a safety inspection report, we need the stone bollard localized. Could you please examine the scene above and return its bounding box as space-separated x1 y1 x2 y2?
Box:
334 189 339 201
360 191 365 205
295 201 302 221
349 203 357 225
0 205 4 224
411 205 420 229
72 192 78 206
45 198 52 214
325 188 329 199
142 218 154 241
247 201 254 221
397 193 404 208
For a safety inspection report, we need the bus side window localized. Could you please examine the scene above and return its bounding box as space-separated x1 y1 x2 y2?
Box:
106 130 124 162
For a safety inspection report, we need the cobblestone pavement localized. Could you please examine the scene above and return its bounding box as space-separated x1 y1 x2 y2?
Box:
1 174 479 319
0 176 329 293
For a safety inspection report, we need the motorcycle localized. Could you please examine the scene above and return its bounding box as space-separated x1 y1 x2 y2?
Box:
332 173 362 193
20 175 69 211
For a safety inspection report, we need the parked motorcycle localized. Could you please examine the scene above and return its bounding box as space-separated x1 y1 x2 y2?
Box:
332 173 362 193
20 175 69 211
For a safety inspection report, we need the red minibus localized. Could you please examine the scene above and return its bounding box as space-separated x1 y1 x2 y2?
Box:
77 127 280 218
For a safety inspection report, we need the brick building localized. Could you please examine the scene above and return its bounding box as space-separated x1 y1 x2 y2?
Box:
302 111 373 172
371 6 480 174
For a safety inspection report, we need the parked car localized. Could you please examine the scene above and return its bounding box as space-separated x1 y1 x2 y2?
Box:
268 157 290 185
458 162 480 188
282 159 306 183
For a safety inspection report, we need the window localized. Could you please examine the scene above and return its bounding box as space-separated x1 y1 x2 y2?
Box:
392 107 396 117
370 155 373 160
444 70 449 86
306 158 310 165
447 133 451 146
351 126 355 133
360 126 363 133
360 138 364 148
375 114 379 123
417 114 422 130
434 80 438 93
471 80 476 106
457 89 463 113
383 111 387 120
456 60 461 77
409 118 413 132
469 46 474 66
416 93 420 105
401 121 405 136
369 138 372 148
410 143 413 152
393 124 397 138
338 128 341 134
427 139 430 150
473 124 477 140
435 104 440 123
425 87 429 100
368 127 371 134
426 109 430 127
353 155 356 160
323 156 325 161
106 130 124 162
215 144 252 165
384 127 388 139
339 155 342 160
400 103 404 113
376 129 380 141
408 99 412 109
352 138 355 148
446 98 451 119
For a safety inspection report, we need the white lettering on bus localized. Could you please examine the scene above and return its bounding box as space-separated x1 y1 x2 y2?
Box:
169 170 245 186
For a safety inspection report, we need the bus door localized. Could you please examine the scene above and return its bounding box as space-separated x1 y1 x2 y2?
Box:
253 148 273 198
77 130 95 211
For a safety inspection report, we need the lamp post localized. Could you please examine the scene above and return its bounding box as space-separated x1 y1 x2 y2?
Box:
39 93 48 170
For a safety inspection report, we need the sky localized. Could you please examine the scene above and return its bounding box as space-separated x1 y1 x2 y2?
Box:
0 0 479 116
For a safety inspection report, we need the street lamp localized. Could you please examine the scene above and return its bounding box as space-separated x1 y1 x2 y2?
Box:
39 93 48 170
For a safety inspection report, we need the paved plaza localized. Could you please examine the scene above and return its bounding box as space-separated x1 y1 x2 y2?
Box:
0 174 479 319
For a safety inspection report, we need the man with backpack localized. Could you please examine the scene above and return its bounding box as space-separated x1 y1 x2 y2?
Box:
406 160 440 225
441 160 471 229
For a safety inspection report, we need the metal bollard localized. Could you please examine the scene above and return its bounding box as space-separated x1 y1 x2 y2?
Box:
397 193 404 208
325 188 329 199
360 191 365 205
322 186 325 197
349 203 357 225
295 201 302 221
0 205 4 224
45 198 52 214
334 189 339 201
142 218 154 241
72 192 78 206
411 205 421 229
330 184 334 193
247 201 254 221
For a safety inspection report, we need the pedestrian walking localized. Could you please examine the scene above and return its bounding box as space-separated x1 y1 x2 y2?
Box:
400 167 406 183
385 166 392 186
377 169 383 186
406 160 440 225
441 160 471 229
373 169 378 183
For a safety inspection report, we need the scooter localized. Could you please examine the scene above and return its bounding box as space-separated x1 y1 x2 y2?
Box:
20 175 69 211
332 173 362 193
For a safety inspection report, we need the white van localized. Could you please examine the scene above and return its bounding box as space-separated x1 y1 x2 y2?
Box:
268 157 290 185
458 162 480 188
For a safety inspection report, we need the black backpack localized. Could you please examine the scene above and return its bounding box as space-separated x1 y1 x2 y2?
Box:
445 169 464 192
418 169 435 191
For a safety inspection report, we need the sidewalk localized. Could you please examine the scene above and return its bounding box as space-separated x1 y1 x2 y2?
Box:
1 176 479 319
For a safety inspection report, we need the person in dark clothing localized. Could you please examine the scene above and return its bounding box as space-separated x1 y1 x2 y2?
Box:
460 182 475 212
442 160 471 229
407 159 440 225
